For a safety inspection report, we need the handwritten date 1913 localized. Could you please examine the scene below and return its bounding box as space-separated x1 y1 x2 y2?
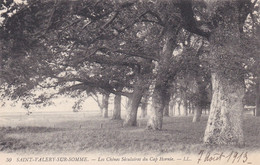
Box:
197 150 249 164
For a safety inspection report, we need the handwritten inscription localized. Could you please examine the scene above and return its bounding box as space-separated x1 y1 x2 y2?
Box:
197 150 250 164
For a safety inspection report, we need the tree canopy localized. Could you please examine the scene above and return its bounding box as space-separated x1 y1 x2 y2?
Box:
0 0 259 146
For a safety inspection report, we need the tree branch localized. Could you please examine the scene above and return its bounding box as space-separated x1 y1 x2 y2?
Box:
90 93 103 109
100 46 159 61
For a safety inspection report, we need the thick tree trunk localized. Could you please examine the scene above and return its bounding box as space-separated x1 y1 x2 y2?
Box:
203 0 245 146
147 25 177 130
112 94 121 120
102 93 109 118
124 81 144 126
124 59 153 126
147 85 165 130
204 73 244 145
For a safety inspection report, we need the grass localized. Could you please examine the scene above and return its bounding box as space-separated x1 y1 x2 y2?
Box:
0 113 259 155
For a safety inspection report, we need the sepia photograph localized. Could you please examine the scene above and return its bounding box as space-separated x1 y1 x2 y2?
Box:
0 0 259 165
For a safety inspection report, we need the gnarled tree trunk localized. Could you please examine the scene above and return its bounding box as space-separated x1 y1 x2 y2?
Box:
123 79 145 126
147 25 177 130
203 0 245 146
124 60 153 126
204 73 244 145
147 84 166 130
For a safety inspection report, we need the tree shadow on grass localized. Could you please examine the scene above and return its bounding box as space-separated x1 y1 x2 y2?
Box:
0 126 64 152
0 126 64 134
0 137 27 152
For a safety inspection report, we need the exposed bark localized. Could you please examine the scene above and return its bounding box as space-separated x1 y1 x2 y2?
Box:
204 73 245 146
147 84 166 130
203 0 245 146
123 83 144 126
124 86 143 126
147 25 178 130
124 60 153 126
102 93 109 118
112 94 121 120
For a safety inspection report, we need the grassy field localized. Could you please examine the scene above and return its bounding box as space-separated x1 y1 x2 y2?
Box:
0 112 259 155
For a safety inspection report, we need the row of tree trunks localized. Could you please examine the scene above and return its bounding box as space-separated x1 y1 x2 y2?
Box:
169 98 191 116
95 1 249 148
95 92 122 119
160 87 210 119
